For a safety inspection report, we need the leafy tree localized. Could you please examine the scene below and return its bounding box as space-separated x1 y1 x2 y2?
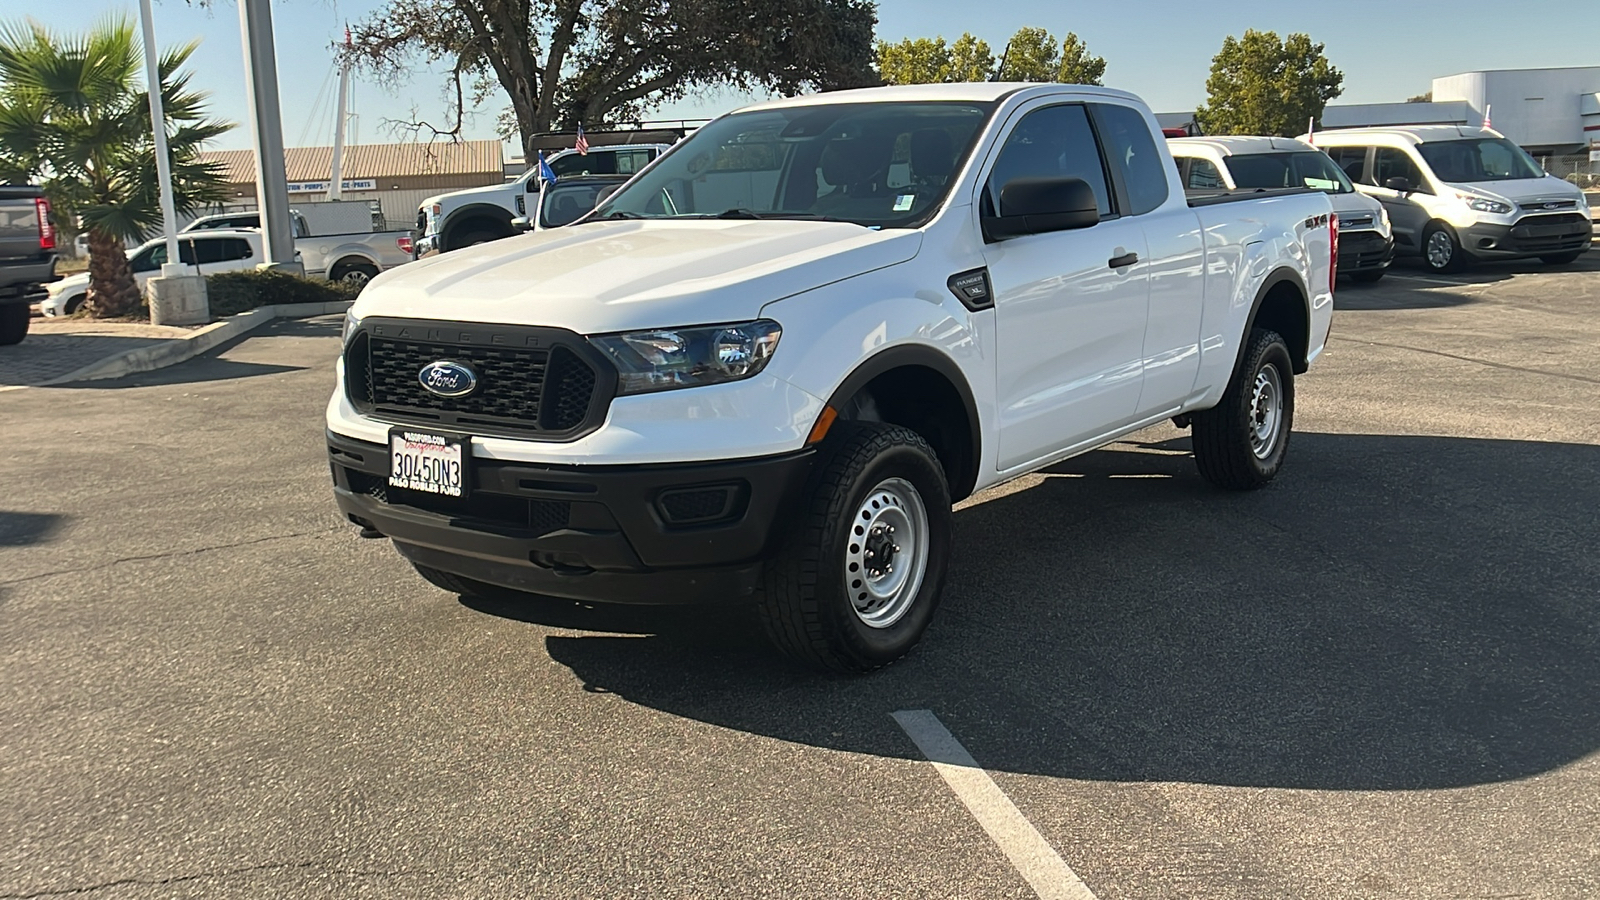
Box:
876 33 993 85
0 18 230 318
1195 30 1343 137
995 26 1057 82
350 0 878 161
1407 91 1433 103
1055 32 1105 86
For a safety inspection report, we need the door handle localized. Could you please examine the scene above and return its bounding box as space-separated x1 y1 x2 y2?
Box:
1108 251 1139 269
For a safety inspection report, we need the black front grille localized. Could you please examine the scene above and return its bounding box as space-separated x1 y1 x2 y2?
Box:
346 319 614 440
416 210 428 232
1508 213 1593 252
1341 216 1375 229
1339 231 1390 268
1519 200 1577 212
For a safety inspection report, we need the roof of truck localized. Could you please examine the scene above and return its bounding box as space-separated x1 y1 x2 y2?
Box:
1168 136 1318 156
738 82 1144 112
1304 125 1504 145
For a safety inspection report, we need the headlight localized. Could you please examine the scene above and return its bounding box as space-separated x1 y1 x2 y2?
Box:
1457 193 1513 215
590 320 782 395
341 309 362 344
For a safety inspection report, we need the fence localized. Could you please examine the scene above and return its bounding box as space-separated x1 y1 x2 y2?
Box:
1538 153 1599 189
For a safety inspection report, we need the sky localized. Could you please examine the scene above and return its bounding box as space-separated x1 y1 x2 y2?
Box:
8 0 1598 154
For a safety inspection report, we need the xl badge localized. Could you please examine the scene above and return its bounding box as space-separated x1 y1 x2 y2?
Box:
418 360 478 398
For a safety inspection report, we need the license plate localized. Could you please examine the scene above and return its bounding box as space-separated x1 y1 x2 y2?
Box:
388 429 468 498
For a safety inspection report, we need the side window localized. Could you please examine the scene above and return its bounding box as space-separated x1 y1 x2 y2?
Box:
987 104 1112 218
177 240 198 265
1093 103 1170 215
1186 158 1226 190
1325 146 1369 184
222 238 254 261
1373 148 1426 191
130 247 159 273
189 238 227 265
615 150 652 175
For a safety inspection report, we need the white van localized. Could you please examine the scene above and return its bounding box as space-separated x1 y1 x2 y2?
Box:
1169 136 1394 282
1303 126 1592 273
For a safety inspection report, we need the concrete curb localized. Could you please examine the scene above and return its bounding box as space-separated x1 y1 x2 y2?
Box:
38 300 354 386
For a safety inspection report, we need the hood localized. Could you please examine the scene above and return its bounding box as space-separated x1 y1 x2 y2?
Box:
1328 190 1383 222
1443 175 1584 207
352 219 923 333
425 181 521 210
47 271 89 297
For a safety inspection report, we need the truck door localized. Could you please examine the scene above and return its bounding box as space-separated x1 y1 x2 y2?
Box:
982 102 1151 471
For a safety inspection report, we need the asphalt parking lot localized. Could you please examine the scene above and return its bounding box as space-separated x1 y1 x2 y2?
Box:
3 253 1598 899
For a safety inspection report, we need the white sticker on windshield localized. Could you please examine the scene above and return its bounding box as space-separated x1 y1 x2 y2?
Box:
894 194 915 212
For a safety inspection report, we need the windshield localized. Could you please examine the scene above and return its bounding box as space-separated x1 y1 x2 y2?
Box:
591 101 994 227
540 181 623 228
1416 138 1544 183
1226 151 1354 193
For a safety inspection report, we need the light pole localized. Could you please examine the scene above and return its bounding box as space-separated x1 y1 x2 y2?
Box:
138 0 209 325
239 0 301 272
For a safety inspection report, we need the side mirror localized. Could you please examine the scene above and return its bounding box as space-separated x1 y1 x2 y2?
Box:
1384 176 1415 194
983 177 1100 241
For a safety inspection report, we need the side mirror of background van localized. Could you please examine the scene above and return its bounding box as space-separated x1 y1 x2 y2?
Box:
1384 176 1415 194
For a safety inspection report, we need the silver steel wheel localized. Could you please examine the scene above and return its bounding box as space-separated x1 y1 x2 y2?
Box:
338 268 373 286
844 477 930 630
1249 363 1284 460
1426 229 1454 269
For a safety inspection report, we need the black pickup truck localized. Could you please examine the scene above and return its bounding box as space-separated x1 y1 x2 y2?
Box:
0 185 58 345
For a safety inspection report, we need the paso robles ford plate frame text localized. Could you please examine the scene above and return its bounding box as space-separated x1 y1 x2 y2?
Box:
388 428 469 498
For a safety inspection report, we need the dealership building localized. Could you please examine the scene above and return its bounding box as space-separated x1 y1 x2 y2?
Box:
197 140 506 230
1322 66 1600 177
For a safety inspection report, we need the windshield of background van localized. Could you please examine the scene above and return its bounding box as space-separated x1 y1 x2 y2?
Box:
1418 138 1544 183
1227 152 1354 193
591 102 994 228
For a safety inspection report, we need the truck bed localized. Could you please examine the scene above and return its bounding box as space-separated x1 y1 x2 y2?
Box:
1186 186 1316 207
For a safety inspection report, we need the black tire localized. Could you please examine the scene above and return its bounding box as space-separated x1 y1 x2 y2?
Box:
0 303 29 346
64 294 86 315
1421 222 1470 274
756 421 952 674
1191 328 1295 491
1350 269 1385 284
1540 251 1583 265
330 261 379 286
412 562 499 597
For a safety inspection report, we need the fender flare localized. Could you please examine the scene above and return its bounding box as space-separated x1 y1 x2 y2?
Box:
1238 266 1312 375
823 343 983 501
440 203 515 247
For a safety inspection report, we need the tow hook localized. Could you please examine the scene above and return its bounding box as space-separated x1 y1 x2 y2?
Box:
1172 414 1192 429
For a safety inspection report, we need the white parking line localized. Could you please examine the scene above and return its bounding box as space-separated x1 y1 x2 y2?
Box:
891 710 1099 900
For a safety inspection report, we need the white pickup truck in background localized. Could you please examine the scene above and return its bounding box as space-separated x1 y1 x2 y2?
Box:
413 142 673 255
328 83 1336 673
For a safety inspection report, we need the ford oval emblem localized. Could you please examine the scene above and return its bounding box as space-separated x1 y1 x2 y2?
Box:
1544 202 1560 209
418 360 478 398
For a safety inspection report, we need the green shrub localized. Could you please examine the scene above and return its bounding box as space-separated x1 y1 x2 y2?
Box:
205 270 363 317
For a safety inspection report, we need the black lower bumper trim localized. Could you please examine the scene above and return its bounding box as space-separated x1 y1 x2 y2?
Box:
1462 217 1593 258
328 430 814 605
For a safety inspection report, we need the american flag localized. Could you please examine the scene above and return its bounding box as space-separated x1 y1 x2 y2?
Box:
575 123 589 156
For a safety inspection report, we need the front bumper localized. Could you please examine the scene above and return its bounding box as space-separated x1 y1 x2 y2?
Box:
1339 229 1394 273
328 431 814 604
1460 214 1593 258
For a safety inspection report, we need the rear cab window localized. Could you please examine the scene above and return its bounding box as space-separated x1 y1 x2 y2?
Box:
1092 103 1170 214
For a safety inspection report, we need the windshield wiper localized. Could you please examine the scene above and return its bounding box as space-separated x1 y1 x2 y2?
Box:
601 210 644 219
709 209 866 225
714 208 765 219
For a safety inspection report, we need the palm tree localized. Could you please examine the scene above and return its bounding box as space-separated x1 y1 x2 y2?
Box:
0 18 231 317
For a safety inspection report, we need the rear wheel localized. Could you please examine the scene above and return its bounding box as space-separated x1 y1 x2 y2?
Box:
757 422 952 674
1422 222 1469 274
1540 251 1583 265
330 261 379 286
0 303 29 346
1191 328 1294 490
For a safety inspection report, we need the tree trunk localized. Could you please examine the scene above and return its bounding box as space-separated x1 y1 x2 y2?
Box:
84 228 142 319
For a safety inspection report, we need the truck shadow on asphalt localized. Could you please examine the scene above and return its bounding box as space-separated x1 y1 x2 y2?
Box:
1336 254 1596 311
475 431 1600 792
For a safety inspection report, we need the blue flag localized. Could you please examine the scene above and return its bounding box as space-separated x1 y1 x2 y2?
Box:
537 150 557 184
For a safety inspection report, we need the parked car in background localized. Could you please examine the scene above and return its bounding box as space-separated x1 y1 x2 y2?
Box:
41 230 277 317
414 143 674 255
182 210 412 285
1304 126 1592 273
1169 136 1394 282
0 184 57 345
328 84 1337 673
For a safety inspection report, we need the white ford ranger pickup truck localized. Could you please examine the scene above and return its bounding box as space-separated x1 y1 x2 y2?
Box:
328 83 1336 673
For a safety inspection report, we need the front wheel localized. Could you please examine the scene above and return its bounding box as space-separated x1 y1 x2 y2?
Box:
1422 223 1470 274
1191 328 1295 490
757 422 952 674
1540 251 1583 265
